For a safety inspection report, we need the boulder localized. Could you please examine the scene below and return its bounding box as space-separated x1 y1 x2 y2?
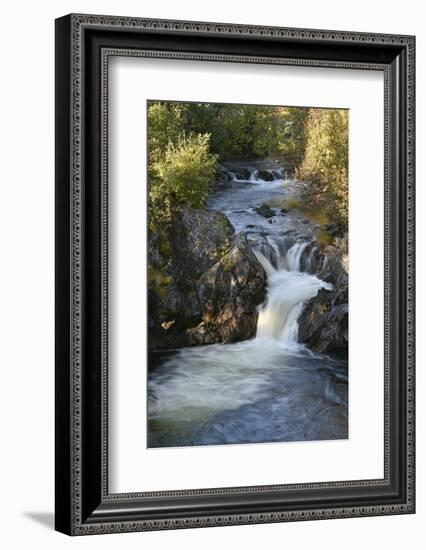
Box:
298 291 348 358
255 204 275 218
298 243 349 358
255 169 275 181
169 207 235 278
210 166 232 192
222 166 252 180
148 208 266 349
189 234 267 345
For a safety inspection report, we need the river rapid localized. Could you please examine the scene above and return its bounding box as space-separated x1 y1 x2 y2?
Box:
148 161 348 448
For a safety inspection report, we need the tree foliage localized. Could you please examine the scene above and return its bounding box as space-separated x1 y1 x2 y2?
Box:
149 133 218 226
147 100 348 230
148 101 308 163
296 108 349 228
278 107 309 169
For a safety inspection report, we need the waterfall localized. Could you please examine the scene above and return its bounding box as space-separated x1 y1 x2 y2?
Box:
223 165 284 184
255 241 332 344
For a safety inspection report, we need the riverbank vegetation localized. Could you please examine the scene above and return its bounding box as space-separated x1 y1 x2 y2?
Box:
148 100 348 229
149 132 217 227
296 108 349 228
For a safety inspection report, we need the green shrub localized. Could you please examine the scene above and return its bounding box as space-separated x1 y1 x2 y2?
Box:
149 133 218 226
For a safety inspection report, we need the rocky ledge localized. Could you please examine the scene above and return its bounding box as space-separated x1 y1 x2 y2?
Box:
148 207 266 349
298 236 349 359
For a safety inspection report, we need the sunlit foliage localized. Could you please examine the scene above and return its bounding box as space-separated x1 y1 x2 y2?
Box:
149 133 218 226
296 108 349 228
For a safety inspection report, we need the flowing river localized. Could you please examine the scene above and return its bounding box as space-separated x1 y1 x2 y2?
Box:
148 162 348 448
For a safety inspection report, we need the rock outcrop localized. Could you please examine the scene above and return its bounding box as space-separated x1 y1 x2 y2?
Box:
298 238 348 358
210 166 233 193
148 207 266 350
255 204 275 218
255 169 275 181
189 234 267 345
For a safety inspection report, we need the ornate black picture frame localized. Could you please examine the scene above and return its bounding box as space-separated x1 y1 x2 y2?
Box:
55 13 415 535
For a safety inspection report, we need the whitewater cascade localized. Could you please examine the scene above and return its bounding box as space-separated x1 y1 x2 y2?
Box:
254 241 332 344
219 163 332 346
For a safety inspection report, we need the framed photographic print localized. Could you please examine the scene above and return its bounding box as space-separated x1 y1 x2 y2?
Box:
55 14 415 535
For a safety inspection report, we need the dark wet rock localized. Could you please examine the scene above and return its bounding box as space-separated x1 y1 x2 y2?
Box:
221 167 232 180
148 208 266 349
255 169 275 181
299 294 348 359
211 178 232 192
210 166 232 192
280 208 289 214
235 167 252 180
299 241 349 358
189 234 267 345
255 204 275 218
221 161 289 183
221 165 252 181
